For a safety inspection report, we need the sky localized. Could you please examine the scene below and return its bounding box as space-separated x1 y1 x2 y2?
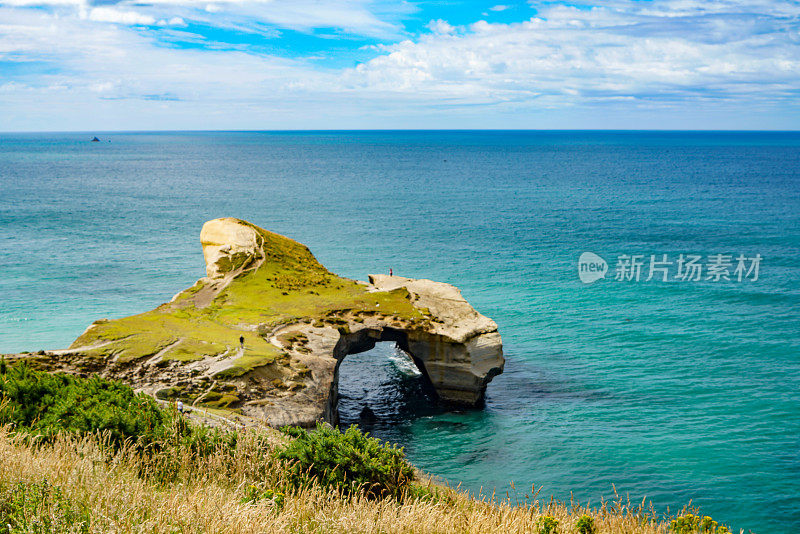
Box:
1 0 799 130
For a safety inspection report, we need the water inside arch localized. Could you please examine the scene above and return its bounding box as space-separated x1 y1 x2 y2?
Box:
336 341 445 443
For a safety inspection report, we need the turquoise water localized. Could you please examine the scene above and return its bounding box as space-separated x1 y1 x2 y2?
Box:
1 131 798 533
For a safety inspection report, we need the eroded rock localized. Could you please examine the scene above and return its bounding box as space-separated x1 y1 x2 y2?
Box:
200 217 262 278
14 218 504 427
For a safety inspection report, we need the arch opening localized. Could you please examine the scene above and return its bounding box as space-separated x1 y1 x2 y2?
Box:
334 341 441 432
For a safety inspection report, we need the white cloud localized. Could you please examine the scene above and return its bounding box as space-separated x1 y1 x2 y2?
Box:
89 81 115 92
0 0 412 38
128 0 407 38
0 0 799 129
156 16 186 26
489 4 510 11
426 19 455 35
346 1 800 108
86 7 156 25
0 6 326 94
0 0 82 5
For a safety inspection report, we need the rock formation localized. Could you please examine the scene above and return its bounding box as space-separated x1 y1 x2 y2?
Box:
17 218 504 427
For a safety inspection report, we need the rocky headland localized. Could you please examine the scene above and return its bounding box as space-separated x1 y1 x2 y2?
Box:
11 218 504 427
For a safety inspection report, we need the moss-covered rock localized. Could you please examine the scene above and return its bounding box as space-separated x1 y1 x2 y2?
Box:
30 218 503 427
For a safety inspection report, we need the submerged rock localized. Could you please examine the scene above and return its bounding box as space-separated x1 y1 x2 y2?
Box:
359 405 377 422
19 218 504 427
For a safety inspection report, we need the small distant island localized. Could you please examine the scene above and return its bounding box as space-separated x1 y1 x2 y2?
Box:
11 217 505 427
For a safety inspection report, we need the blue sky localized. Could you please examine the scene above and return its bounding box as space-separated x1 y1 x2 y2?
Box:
1 0 799 130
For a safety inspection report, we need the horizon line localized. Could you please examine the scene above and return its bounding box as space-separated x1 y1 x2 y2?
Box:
3 128 800 134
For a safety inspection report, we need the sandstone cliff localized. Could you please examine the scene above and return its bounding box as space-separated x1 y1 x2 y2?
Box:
22 218 504 427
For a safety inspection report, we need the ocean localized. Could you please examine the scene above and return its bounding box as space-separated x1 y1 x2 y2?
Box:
1 131 798 533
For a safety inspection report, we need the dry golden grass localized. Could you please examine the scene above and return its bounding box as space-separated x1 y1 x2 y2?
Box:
0 426 686 534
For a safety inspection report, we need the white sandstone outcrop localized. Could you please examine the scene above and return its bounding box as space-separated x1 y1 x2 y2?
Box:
200 217 260 278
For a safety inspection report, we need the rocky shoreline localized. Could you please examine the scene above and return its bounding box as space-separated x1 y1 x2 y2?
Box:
7 218 504 427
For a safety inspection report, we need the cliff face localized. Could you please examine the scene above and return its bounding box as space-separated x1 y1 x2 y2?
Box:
35 218 504 427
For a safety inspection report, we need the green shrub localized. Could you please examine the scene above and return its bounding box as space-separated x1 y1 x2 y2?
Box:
0 480 91 533
537 515 559 534
278 423 414 498
0 361 234 459
576 514 596 534
670 513 731 534
0 361 166 446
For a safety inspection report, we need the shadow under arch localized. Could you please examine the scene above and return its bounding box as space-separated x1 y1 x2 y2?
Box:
329 327 440 426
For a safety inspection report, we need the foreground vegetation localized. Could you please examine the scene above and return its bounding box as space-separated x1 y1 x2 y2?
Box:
0 361 735 533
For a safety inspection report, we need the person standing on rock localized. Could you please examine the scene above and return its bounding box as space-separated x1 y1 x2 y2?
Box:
389 268 393 276
239 335 244 349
